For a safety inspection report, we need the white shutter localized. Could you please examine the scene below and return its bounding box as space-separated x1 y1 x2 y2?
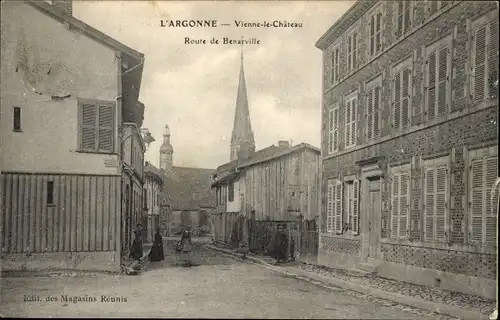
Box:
485 156 498 244
351 98 357 146
437 47 449 116
375 12 382 53
327 183 334 232
330 52 335 84
427 51 437 119
81 103 97 151
347 36 352 72
435 166 448 241
370 15 375 56
328 109 334 154
402 68 411 128
403 1 411 34
488 19 498 98
352 180 360 235
333 108 339 151
374 86 381 138
335 48 340 83
394 71 402 129
396 1 404 38
98 104 114 152
391 175 400 239
470 160 484 242
352 32 358 70
424 168 435 241
367 88 374 140
334 182 343 232
473 25 487 102
399 173 410 238
345 99 351 147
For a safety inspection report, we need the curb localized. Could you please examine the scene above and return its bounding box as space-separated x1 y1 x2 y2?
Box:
204 244 489 320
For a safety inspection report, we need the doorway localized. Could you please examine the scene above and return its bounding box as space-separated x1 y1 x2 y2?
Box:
367 178 382 259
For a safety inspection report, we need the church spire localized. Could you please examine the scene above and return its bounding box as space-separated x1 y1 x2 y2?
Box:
230 47 255 161
159 124 173 172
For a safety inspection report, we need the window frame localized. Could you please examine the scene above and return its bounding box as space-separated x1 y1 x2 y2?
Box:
13 106 22 132
327 103 340 154
424 34 452 121
394 1 414 40
344 91 358 149
46 181 55 206
343 178 360 235
326 179 343 233
365 76 382 141
423 156 451 243
77 98 116 154
468 146 498 246
391 57 413 130
368 3 384 58
330 45 341 85
389 164 411 239
346 26 359 74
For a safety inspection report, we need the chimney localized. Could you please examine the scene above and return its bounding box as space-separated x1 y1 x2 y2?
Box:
52 0 73 16
278 140 290 149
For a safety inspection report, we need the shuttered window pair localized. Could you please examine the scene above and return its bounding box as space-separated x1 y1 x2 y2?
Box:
469 152 498 245
369 9 383 57
391 171 410 239
395 1 412 39
328 105 339 153
330 47 340 85
326 179 359 235
424 163 449 242
425 36 451 120
347 31 358 73
344 95 357 148
471 18 499 102
366 83 381 141
79 100 115 153
393 62 412 129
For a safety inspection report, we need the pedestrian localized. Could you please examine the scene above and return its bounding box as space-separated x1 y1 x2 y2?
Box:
127 230 143 273
136 223 144 246
148 228 165 262
180 226 192 252
273 224 288 264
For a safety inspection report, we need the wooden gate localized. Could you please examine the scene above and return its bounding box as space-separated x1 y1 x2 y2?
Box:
290 219 318 264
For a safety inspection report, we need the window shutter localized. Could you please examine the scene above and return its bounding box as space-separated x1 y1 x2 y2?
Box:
396 2 403 38
327 183 334 232
367 88 374 140
403 1 411 33
425 168 435 240
427 51 437 119
437 47 449 116
402 68 411 128
335 182 343 232
376 12 382 53
335 48 340 82
370 15 375 56
333 108 339 151
435 166 448 241
330 52 335 84
470 160 484 242
399 173 410 238
328 110 334 153
391 175 400 239
345 100 351 146
351 98 357 146
352 32 358 69
347 36 352 72
485 156 498 244
81 103 97 151
352 179 360 235
394 71 402 129
473 26 487 102
98 104 114 152
488 19 499 98
374 86 380 138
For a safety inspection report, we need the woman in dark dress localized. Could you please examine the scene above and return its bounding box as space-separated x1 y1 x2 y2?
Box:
129 230 143 261
273 225 288 263
149 228 165 262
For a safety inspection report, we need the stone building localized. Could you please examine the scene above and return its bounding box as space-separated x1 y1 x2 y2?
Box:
316 0 498 298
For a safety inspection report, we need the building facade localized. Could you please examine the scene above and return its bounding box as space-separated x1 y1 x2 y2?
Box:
0 1 144 272
144 162 165 242
316 0 498 298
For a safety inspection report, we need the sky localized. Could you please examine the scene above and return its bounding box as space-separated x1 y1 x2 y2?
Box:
73 0 354 169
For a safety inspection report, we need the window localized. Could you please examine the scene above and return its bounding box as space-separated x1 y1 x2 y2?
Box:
390 165 411 239
369 7 383 57
395 1 413 39
228 182 234 202
427 0 449 17
327 179 342 233
328 104 339 153
344 92 357 148
13 107 21 132
365 77 382 140
344 180 360 235
425 36 451 120
392 58 412 129
79 100 115 153
471 15 499 103
347 30 358 73
47 181 55 205
469 147 498 245
330 46 340 85
424 157 449 242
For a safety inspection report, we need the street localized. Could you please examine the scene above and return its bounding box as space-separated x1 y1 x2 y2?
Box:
0 243 451 319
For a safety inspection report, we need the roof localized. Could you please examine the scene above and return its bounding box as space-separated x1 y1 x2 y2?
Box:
212 143 320 187
29 1 144 61
164 166 216 211
144 162 165 186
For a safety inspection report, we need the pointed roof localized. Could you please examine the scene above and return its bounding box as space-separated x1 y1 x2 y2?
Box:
231 52 254 145
160 125 173 153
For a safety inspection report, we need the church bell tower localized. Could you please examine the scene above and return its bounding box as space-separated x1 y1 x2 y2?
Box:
159 125 173 172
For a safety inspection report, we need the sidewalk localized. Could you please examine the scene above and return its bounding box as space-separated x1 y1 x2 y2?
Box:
205 244 496 320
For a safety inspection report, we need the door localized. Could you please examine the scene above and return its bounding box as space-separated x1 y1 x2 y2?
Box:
368 179 381 259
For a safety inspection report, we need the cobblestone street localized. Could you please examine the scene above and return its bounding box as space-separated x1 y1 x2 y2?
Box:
1 242 454 319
